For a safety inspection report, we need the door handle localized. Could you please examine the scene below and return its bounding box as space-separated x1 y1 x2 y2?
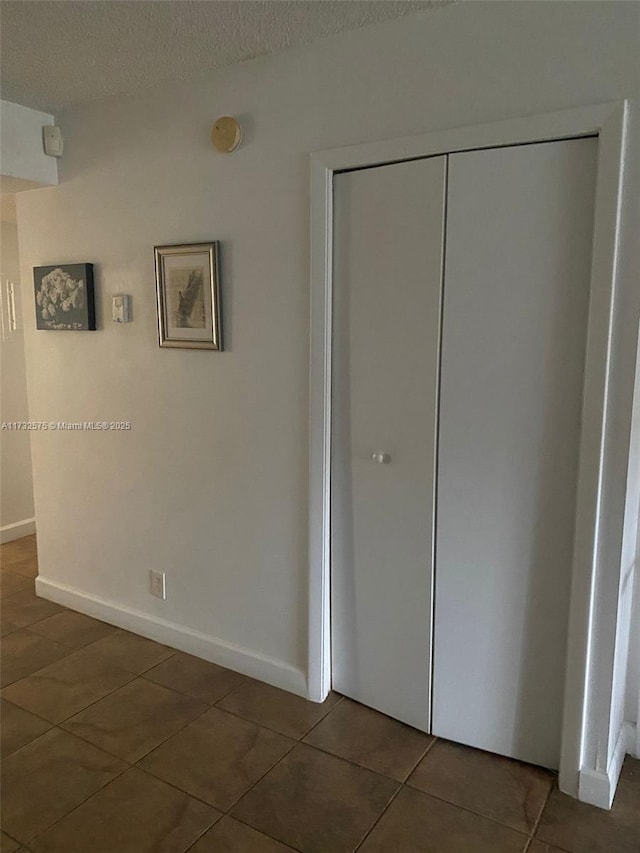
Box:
371 452 391 464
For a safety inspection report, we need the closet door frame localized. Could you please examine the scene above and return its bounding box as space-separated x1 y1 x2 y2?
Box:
308 102 629 805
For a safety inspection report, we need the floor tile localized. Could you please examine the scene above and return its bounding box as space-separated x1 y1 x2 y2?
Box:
527 841 570 853
0 557 38 580
620 755 640 787
1 591 65 631
232 743 398 853
144 651 246 703
0 728 126 843
140 707 294 811
304 698 432 782
28 767 219 853
358 785 528 853
83 629 175 674
0 571 33 599
0 618 18 638
218 680 341 739
0 631 71 688
0 698 51 757
189 816 297 852
27 611 117 649
62 677 207 762
1 830 22 852
0 539 38 575
2 650 134 723
408 739 553 833
535 780 640 853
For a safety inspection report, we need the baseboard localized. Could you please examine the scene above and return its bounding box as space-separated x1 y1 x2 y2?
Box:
35 577 308 699
1 517 36 543
578 721 636 809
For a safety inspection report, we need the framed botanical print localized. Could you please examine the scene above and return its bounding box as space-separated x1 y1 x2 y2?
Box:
154 242 222 350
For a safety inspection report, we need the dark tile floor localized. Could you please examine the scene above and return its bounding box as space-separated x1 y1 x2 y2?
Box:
1 535 639 852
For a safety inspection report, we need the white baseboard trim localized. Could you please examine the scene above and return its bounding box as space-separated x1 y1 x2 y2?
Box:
578 721 637 809
35 577 308 699
1 517 36 543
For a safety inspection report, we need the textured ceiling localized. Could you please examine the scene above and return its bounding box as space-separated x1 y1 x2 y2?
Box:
0 1 449 114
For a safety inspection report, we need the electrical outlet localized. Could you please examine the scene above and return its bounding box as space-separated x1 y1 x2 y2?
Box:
150 570 166 600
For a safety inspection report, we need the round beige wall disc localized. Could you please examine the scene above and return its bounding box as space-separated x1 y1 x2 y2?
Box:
211 116 242 153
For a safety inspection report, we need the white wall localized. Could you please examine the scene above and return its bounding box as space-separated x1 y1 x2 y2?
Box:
0 220 36 539
15 0 640 779
0 100 58 186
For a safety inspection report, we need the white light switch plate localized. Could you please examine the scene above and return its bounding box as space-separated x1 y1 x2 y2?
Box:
112 294 131 323
150 570 166 599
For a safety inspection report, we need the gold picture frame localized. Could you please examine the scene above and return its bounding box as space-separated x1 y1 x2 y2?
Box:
154 242 222 350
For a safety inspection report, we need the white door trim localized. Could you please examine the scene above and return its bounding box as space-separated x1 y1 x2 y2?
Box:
308 102 628 801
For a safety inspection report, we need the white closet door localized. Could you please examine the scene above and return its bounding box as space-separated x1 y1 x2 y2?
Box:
332 157 446 731
434 138 597 768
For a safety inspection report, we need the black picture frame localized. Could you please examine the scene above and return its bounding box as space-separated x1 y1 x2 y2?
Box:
33 263 96 331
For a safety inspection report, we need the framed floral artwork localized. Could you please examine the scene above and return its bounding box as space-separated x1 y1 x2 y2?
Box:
33 263 96 330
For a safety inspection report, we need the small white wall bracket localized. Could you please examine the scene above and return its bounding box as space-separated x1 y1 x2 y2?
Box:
42 125 64 157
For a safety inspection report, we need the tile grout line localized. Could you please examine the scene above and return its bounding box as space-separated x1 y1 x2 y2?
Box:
10 697 216 850
295 736 431 784
1 646 76 692
22 628 111 651
138 668 249 706
353 778 404 852
181 811 226 853
6 668 140 729
0 696 61 734
297 693 345 740
11 724 295 851
206 670 257 705
135 746 306 852
0 567 38 584
2 604 68 632
5 671 211 770
400 781 536 839
228 814 305 853
129 695 353 849
23 619 124 651
0 832 22 851
69 683 214 763
3 638 183 727
527 778 556 848
2 642 135 689
403 733 438 781
9 748 132 850
221 733 299 811
224 732 413 853
208 693 341 742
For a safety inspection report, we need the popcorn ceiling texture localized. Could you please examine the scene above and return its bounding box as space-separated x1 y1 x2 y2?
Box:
0 0 450 113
